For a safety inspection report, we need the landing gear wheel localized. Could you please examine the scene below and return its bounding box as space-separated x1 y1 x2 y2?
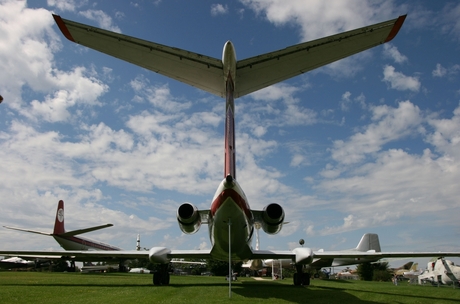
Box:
161 272 170 285
152 264 170 286
293 273 299 286
303 273 311 286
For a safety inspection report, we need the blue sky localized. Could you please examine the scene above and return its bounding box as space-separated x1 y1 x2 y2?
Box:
1 0 459 268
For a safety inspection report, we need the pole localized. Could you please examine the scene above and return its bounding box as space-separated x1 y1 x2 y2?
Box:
228 218 232 299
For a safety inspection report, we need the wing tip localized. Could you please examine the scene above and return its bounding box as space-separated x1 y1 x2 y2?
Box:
384 14 407 43
52 14 75 42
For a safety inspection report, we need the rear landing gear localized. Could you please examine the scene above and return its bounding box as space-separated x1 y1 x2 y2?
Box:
293 264 310 286
153 263 170 286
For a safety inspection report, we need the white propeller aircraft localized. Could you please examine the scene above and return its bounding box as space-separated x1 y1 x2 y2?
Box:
2 14 460 292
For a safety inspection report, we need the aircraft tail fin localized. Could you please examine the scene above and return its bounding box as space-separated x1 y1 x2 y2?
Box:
355 233 381 252
402 261 414 270
53 200 66 235
410 263 418 271
52 200 113 237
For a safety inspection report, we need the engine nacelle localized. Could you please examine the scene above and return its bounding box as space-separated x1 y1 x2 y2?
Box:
177 203 201 234
261 203 285 234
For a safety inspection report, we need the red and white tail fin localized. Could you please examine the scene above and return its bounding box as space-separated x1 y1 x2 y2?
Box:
53 200 65 235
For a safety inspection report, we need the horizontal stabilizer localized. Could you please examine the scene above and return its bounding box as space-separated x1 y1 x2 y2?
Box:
59 223 113 236
53 15 224 97
235 15 406 97
53 14 406 99
3 226 51 236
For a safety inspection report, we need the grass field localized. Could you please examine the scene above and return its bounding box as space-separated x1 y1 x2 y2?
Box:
0 272 459 304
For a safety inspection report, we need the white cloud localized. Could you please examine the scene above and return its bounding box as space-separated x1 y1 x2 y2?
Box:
47 0 86 12
426 105 460 157
432 63 447 77
383 44 408 63
432 63 460 78
241 0 399 41
210 4 228 16
79 10 121 33
382 65 421 92
331 101 423 165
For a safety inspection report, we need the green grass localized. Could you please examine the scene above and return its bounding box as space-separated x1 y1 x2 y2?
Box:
0 272 458 303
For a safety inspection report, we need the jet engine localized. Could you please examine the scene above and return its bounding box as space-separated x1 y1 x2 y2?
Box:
176 203 201 234
260 203 285 234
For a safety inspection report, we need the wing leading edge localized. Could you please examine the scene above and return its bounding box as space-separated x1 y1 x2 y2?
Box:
52 14 406 98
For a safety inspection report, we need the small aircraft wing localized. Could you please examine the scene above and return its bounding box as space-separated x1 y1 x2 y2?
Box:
235 15 406 97
3 223 113 237
3 225 51 236
52 15 224 97
60 224 113 237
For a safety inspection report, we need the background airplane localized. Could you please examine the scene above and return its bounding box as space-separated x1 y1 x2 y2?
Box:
3 200 122 271
418 258 460 286
4 200 120 251
402 263 421 283
248 233 383 273
0 256 35 269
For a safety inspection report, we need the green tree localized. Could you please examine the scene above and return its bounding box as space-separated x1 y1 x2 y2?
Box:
357 262 392 281
357 262 373 281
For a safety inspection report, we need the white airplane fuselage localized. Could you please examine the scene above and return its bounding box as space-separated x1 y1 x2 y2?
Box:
208 42 254 261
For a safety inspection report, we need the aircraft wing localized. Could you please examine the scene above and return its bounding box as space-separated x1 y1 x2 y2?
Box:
3 225 51 236
234 15 406 97
52 15 225 97
60 224 113 237
250 248 460 265
313 251 460 259
0 249 212 263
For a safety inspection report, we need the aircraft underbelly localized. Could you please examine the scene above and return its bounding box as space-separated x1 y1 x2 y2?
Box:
210 196 252 261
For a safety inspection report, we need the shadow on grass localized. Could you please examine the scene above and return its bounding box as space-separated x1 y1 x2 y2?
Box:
231 280 378 304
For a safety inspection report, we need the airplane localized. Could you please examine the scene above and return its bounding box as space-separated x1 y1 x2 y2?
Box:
4 200 121 252
0 256 35 269
247 233 383 274
3 200 122 271
2 13 460 293
392 261 414 276
417 258 460 286
336 267 359 280
402 263 421 284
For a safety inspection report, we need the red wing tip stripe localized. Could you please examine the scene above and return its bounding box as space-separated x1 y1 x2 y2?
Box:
384 14 407 43
52 14 75 42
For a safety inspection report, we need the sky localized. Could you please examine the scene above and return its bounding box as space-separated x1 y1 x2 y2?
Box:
1 0 459 268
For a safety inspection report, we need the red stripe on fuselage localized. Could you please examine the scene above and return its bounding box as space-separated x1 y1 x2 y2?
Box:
211 188 252 220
